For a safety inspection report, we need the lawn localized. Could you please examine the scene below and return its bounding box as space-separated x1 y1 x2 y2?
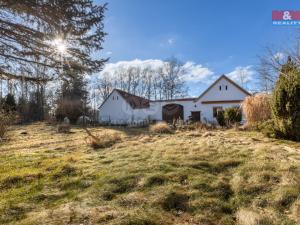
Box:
0 123 299 225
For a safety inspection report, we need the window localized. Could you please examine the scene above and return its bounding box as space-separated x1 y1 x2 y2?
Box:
213 106 223 118
117 96 118 100
226 85 228 90
112 96 114 100
219 85 221 91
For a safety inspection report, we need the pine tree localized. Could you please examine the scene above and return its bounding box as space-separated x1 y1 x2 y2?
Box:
0 0 107 82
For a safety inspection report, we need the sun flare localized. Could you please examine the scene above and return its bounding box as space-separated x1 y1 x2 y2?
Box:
52 38 67 54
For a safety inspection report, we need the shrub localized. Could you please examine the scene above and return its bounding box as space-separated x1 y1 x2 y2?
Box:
85 128 121 149
272 68 300 141
149 122 172 134
257 120 276 138
242 94 272 127
0 111 14 140
224 107 242 126
216 110 226 127
57 124 71 133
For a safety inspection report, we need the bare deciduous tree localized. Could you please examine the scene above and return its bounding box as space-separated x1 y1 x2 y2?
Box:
96 57 188 103
257 31 300 91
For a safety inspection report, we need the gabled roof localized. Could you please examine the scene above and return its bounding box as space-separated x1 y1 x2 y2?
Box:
153 98 196 102
115 89 150 109
99 75 251 109
99 89 150 110
196 74 251 100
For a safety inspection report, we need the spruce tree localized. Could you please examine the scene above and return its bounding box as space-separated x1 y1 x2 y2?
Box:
272 58 300 141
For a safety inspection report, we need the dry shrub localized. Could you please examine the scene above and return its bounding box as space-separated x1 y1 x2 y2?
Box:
242 94 271 127
0 111 14 140
150 122 172 134
85 128 121 149
57 124 71 133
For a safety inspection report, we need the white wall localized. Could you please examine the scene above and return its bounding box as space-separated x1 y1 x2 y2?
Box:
200 103 242 123
199 77 248 102
98 77 249 124
99 90 154 124
194 77 249 122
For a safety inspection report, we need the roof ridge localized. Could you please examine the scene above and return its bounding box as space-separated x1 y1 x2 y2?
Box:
114 88 149 101
196 74 251 100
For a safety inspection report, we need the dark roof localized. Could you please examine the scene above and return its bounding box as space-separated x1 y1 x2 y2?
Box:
153 98 196 102
115 89 150 109
196 74 251 100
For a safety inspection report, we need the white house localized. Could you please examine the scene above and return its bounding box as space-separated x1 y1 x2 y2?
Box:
98 75 251 124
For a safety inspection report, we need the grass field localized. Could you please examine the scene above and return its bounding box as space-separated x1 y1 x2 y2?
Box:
0 123 300 225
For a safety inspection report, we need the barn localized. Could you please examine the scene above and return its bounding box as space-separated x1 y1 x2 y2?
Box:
98 75 251 124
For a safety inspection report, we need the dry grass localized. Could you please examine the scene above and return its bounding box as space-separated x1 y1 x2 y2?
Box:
236 208 272 225
85 128 121 149
149 122 172 134
242 94 272 127
0 123 299 224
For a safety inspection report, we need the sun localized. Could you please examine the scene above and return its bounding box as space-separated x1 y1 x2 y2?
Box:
52 38 67 54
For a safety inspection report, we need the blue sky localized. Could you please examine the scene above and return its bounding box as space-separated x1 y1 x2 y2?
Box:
95 0 299 96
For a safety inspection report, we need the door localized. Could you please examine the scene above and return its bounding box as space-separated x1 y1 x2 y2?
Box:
162 104 184 122
191 111 201 122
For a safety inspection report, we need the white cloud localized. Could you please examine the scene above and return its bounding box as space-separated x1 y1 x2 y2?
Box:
100 59 164 76
227 65 255 84
106 51 112 55
98 59 214 83
181 61 214 82
97 59 257 92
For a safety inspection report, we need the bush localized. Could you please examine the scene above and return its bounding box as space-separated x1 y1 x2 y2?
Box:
257 120 276 138
216 110 226 127
0 111 14 140
85 128 121 149
272 68 300 141
242 94 272 126
150 122 172 134
224 107 242 126
57 124 71 133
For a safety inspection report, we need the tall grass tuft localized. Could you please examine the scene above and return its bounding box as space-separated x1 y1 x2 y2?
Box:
85 128 121 149
150 122 172 134
242 94 271 127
